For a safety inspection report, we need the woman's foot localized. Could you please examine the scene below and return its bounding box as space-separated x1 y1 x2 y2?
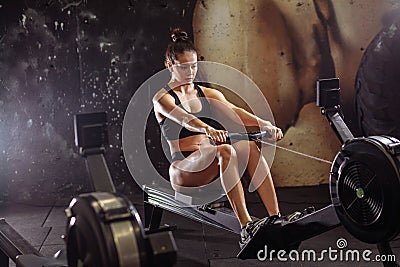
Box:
239 215 280 248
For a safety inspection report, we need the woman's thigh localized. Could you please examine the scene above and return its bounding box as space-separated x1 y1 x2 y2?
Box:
231 140 258 173
169 145 220 187
232 140 270 191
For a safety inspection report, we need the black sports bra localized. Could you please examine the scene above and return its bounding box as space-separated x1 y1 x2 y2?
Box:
159 84 216 140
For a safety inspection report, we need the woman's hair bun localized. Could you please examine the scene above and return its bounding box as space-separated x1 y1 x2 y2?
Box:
165 28 196 63
171 28 188 42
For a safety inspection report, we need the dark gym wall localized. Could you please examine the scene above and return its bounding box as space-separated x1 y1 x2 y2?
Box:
0 1 196 203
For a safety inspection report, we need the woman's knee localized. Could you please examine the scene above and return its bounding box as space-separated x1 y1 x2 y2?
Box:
216 144 237 161
169 164 182 184
248 141 261 156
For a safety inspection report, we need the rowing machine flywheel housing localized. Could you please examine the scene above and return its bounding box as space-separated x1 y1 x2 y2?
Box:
65 192 177 267
330 136 400 244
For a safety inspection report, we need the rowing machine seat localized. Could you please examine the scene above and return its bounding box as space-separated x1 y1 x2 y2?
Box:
172 178 226 206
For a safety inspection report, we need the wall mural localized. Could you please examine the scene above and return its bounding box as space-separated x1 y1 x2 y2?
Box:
0 0 399 203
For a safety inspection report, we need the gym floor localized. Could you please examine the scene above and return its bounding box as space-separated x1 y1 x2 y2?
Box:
1 185 399 267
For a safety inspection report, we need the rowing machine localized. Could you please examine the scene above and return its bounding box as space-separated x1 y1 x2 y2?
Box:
143 129 338 258
144 78 400 266
144 130 274 235
0 113 178 267
239 79 400 266
68 112 178 267
143 122 341 259
319 78 400 266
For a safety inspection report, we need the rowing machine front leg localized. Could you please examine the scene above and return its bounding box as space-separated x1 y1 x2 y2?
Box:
144 191 163 230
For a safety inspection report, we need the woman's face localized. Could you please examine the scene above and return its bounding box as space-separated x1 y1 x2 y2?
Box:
169 51 198 85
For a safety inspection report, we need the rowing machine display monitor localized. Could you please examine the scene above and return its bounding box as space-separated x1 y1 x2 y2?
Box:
74 112 108 151
316 78 340 108
316 78 354 143
65 192 177 267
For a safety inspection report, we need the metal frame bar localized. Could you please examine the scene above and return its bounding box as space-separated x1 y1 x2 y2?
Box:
143 186 241 234
0 218 42 263
83 148 116 192
322 107 354 144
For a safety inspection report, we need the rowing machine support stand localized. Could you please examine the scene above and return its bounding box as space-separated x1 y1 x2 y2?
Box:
144 190 164 231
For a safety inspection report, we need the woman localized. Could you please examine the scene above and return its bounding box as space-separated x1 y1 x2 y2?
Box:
153 28 284 247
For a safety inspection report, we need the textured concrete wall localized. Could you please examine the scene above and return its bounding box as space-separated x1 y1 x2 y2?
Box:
193 0 400 186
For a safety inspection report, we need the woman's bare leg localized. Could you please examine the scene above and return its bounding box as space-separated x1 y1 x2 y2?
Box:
217 144 252 227
233 141 280 216
170 143 252 227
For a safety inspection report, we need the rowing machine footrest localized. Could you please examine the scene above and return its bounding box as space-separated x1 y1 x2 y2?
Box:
237 218 300 259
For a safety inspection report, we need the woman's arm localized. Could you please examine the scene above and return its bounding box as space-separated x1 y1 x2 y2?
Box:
202 87 283 140
153 89 227 143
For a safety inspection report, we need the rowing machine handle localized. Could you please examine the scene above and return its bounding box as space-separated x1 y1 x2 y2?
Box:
208 131 272 145
227 130 272 141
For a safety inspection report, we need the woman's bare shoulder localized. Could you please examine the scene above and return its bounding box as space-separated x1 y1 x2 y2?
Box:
199 86 225 99
153 87 171 103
